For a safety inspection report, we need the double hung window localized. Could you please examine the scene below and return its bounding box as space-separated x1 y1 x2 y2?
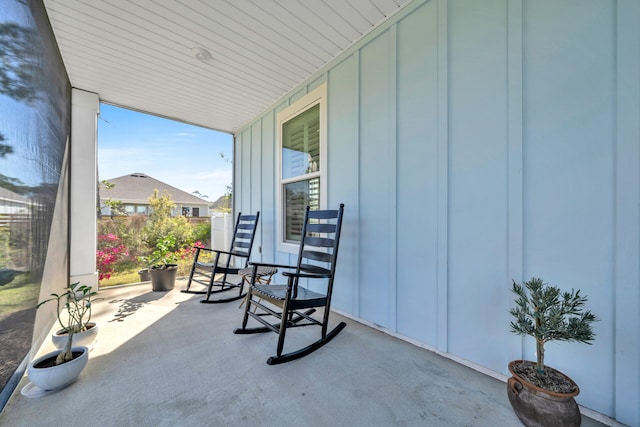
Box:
276 85 326 252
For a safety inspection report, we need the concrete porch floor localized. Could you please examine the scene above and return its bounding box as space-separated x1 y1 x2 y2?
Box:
0 279 612 427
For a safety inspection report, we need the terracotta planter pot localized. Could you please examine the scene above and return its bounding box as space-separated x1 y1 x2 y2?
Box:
27 346 89 391
52 322 98 350
149 264 177 291
507 360 581 427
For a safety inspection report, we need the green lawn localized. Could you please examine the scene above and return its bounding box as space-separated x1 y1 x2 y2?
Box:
0 274 39 317
99 270 144 288
99 256 196 288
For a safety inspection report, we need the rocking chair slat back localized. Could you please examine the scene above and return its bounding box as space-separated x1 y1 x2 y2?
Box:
235 204 345 365
183 211 260 304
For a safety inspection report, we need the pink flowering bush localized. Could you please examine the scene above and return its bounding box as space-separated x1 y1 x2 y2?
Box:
96 234 130 282
176 241 204 259
175 241 208 275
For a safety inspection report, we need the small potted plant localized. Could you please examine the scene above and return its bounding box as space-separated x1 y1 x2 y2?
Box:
142 236 179 291
26 282 96 392
508 277 598 427
49 282 99 350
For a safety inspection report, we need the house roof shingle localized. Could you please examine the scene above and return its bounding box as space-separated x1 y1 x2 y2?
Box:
100 173 208 205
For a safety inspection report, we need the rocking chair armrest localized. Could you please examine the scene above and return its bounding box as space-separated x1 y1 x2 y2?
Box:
227 251 250 258
248 261 294 270
282 271 331 279
197 247 248 258
194 247 222 257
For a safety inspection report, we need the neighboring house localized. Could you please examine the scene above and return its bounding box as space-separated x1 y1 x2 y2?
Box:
99 173 209 218
0 187 30 217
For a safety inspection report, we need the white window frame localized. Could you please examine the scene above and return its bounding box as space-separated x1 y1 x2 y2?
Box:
276 84 327 254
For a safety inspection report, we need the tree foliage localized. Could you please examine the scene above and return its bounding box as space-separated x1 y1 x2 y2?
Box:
144 190 193 249
0 22 43 104
103 198 126 216
510 277 598 373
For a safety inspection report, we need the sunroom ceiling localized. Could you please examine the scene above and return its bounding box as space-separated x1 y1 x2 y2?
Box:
43 0 411 134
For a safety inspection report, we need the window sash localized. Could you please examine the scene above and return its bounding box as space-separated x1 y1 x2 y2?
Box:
282 104 320 181
276 84 327 253
284 177 320 242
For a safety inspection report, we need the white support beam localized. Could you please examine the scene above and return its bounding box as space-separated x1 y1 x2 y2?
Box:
70 89 99 290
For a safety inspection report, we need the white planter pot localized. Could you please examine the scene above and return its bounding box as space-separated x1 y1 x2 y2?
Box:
52 322 98 350
27 346 89 391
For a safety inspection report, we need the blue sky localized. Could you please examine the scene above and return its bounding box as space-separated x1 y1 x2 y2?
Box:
98 104 233 202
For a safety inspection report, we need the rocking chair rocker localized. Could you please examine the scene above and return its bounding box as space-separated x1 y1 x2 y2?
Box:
234 204 345 365
182 212 259 304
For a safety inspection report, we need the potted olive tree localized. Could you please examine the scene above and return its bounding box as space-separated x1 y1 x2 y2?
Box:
26 282 96 392
142 236 179 291
508 277 598 427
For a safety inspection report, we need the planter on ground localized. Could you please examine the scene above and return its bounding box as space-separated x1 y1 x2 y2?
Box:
138 268 150 282
27 346 89 391
507 278 597 427
507 360 580 427
150 264 177 291
52 322 98 350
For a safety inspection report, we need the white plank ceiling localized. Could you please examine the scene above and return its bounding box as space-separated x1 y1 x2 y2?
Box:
43 0 412 134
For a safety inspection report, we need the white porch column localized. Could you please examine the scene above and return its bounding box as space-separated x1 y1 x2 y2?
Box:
70 89 99 290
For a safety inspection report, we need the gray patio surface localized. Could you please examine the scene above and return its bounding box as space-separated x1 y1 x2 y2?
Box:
0 279 613 427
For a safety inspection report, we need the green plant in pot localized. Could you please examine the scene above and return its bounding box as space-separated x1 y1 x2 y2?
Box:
47 282 99 351
507 277 598 427
142 236 179 291
26 282 96 392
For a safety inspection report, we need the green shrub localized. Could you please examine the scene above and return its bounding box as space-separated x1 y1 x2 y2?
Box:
123 214 148 257
192 221 211 246
143 190 194 249
96 191 216 285
144 216 194 249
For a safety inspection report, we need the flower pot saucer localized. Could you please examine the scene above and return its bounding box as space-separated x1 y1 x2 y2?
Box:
21 376 80 398
21 382 54 398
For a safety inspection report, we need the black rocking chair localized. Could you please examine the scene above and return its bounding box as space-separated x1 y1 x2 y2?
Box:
182 212 259 304
234 204 345 365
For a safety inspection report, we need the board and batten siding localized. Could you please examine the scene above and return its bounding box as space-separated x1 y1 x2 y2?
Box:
233 1 640 425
